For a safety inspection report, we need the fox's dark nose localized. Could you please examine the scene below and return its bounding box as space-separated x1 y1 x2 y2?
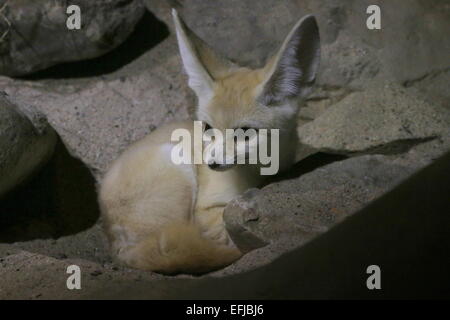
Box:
208 162 220 170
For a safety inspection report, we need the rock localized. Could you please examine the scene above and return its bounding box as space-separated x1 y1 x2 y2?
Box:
229 155 410 243
147 0 450 88
0 93 56 197
298 86 353 126
297 84 450 156
2 1 447 174
0 245 162 299
224 189 269 253
0 43 193 176
404 68 450 109
223 153 422 273
222 127 450 275
9 223 111 265
0 0 145 76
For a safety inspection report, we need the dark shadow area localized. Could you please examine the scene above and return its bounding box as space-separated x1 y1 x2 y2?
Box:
0 138 100 242
20 11 169 80
264 152 348 186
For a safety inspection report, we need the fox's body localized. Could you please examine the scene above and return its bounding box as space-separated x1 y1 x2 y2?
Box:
100 121 261 273
99 10 320 274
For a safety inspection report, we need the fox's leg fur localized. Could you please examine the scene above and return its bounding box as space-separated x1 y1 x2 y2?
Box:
99 121 241 274
194 163 263 246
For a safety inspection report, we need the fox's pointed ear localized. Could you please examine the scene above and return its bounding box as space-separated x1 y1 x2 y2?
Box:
259 15 321 105
172 9 236 101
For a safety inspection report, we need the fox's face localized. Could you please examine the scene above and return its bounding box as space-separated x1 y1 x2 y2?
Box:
172 10 320 171
198 68 294 172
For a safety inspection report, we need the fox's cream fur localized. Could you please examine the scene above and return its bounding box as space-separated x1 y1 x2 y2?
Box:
99 9 321 274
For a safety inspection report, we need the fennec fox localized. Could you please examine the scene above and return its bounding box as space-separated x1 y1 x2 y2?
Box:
99 9 320 274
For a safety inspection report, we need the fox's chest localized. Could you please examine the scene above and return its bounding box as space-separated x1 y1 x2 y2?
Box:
194 164 262 210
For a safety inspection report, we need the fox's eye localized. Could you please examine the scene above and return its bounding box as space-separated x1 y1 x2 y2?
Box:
204 122 212 131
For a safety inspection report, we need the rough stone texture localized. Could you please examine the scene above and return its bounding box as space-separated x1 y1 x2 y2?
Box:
225 155 407 269
0 93 56 197
297 84 450 156
297 86 352 127
404 68 450 109
0 0 145 76
0 50 192 176
0 245 166 299
1 0 448 174
147 0 450 91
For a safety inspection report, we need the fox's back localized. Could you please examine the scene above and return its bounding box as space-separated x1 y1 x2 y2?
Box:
99 121 197 246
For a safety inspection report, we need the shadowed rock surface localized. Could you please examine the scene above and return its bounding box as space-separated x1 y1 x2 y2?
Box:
0 94 56 197
0 0 145 77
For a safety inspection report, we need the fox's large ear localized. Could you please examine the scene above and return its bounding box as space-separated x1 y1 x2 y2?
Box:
259 15 320 105
172 9 236 102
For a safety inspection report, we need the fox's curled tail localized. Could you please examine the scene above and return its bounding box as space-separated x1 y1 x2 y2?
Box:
115 222 242 275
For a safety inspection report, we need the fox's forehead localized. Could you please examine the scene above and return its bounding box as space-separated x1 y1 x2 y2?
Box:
200 68 266 128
